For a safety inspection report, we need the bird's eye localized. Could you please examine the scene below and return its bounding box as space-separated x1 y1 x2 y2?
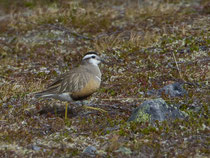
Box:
92 56 96 59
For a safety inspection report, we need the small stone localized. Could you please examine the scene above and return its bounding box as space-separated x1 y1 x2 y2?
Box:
32 145 41 151
115 147 132 155
199 46 207 51
159 82 187 97
83 146 97 156
147 82 187 98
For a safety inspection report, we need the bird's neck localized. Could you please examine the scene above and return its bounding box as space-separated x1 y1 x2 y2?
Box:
83 64 101 78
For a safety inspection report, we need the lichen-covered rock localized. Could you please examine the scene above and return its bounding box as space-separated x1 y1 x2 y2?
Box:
128 98 185 122
147 82 187 98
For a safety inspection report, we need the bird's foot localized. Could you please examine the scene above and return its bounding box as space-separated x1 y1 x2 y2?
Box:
65 103 68 119
83 105 107 113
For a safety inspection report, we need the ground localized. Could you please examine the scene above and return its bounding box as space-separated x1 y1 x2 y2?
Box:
0 0 209 157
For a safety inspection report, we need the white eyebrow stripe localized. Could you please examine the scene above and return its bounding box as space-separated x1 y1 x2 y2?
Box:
83 54 96 60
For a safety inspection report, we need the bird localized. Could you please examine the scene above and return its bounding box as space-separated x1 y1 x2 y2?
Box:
34 52 106 119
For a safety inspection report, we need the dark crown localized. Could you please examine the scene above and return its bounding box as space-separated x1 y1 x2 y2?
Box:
84 51 98 56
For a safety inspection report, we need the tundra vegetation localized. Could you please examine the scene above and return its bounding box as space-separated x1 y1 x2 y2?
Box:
0 0 209 157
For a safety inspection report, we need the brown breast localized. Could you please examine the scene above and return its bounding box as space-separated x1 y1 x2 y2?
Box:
71 77 100 101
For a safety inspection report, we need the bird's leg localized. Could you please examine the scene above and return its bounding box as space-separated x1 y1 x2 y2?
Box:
81 101 107 113
65 102 68 119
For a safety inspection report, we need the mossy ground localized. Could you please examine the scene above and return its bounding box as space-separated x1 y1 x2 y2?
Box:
0 0 209 157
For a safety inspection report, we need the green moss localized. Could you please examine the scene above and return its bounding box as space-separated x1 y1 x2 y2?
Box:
135 110 151 123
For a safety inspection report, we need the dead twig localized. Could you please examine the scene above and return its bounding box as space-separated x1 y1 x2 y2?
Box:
168 57 210 69
101 97 148 102
43 24 93 41
172 52 184 80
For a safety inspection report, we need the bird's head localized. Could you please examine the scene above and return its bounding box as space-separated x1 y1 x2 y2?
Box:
82 52 102 66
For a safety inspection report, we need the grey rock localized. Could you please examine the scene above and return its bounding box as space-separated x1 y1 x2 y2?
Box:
128 98 185 122
147 82 187 98
83 146 97 156
160 82 187 97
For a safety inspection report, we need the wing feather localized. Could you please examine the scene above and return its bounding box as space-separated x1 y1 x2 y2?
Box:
35 66 92 96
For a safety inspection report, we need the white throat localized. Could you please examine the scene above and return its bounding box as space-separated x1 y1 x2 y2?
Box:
89 58 100 66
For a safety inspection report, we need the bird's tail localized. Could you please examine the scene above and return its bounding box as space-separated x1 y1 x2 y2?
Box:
34 86 58 98
34 92 43 98
34 91 55 98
